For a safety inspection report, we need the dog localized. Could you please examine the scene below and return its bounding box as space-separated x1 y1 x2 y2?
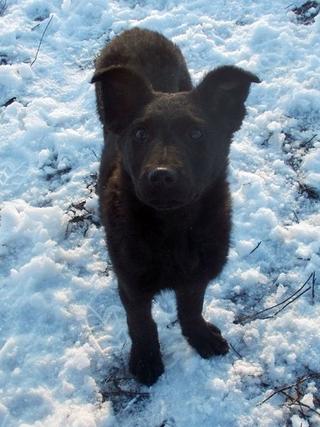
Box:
91 27 260 385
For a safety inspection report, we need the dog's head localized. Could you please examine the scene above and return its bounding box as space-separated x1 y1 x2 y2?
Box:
92 65 260 211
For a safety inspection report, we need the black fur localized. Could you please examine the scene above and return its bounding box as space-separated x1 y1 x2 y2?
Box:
92 27 260 385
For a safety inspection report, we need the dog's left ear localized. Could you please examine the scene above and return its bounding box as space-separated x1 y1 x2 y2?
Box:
194 65 260 122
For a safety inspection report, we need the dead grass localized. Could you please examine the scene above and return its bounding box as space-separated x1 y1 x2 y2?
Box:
292 1 320 25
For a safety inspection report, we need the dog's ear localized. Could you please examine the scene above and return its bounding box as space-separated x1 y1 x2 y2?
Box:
194 66 260 130
91 65 153 133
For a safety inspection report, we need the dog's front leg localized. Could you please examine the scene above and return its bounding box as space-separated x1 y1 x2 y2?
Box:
119 286 164 386
175 285 229 358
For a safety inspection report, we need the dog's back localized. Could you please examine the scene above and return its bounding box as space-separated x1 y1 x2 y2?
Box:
94 28 192 94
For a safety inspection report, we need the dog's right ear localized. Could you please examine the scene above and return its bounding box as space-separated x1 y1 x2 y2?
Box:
91 66 153 133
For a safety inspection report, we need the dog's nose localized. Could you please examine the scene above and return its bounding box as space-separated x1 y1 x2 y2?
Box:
148 167 178 186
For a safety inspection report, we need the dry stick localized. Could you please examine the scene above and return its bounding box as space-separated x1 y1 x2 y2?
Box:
229 343 243 359
281 390 320 417
235 272 315 324
293 210 300 223
282 392 303 418
271 286 311 317
311 272 316 305
31 15 53 66
261 272 314 312
285 3 296 10
258 383 297 406
303 134 317 146
257 373 320 406
243 286 311 322
89 148 99 160
103 390 149 398
249 241 262 255
0 0 6 16
282 390 306 419
103 373 149 399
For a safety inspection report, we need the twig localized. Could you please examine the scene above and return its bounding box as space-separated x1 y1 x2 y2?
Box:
248 241 262 255
285 3 295 9
293 210 299 223
102 390 149 398
281 390 320 417
229 342 243 359
257 373 320 406
235 273 315 325
122 396 141 413
89 148 99 160
261 275 311 312
31 15 53 66
302 134 317 147
2 97 16 108
0 0 6 17
272 286 311 317
298 181 319 200
311 271 316 305
258 383 296 406
281 390 306 418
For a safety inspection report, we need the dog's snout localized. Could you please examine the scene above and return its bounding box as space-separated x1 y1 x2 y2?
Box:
148 167 178 187
138 165 193 210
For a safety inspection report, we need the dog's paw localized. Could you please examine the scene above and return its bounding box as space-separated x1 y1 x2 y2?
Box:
129 346 164 386
183 321 229 358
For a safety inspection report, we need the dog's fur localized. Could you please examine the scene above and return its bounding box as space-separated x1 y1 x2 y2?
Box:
92 27 260 385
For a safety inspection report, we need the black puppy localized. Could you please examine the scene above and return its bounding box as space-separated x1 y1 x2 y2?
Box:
92 27 260 385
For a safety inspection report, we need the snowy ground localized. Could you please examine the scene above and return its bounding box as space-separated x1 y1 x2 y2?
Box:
1 0 320 426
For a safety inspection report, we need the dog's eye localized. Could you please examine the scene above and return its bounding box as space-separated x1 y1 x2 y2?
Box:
190 129 203 140
134 128 148 142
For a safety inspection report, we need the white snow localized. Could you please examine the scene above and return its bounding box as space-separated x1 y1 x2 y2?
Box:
1 0 320 426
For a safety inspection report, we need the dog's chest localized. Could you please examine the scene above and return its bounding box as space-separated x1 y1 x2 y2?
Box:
138 221 203 287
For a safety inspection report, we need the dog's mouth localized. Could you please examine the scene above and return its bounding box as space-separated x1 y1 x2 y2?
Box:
135 182 198 211
137 192 200 211
146 199 186 211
